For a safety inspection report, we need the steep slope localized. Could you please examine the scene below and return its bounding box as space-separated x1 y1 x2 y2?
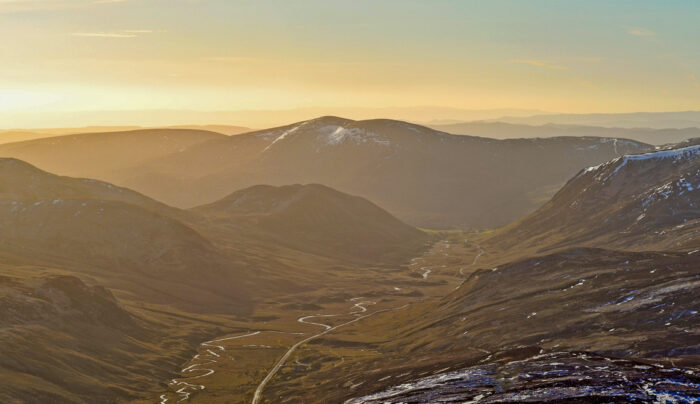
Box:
118 116 653 229
0 160 433 403
485 145 700 253
0 260 249 404
193 184 430 264
341 250 700 403
0 128 227 186
428 121 700 145
247 246 700 403
0 273 144 403
0 158 173 214
0 158 251 313
249 146 699 403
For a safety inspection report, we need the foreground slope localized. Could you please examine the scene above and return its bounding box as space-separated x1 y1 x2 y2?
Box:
248 245 700 403
0 272 145 403
116 116 652 229
194 184 429 264
340 248 700 403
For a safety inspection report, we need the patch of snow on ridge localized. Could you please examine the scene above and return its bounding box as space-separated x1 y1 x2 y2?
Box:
580 144 700 180
320 126 390 147
344 366 492 404
612 144 700 175
584 163 605 173
262 122 308 151
597 137 645 153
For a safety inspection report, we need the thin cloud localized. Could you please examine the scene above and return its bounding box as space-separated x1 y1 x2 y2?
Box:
70 29 155 38
690 73 700 88
71 32 137 38
205 56 270 63
568 57 605 63
0 0 128 13
627 27 655 37
510 60 568 70
573 77 594 88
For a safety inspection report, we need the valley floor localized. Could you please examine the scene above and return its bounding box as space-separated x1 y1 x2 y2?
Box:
146 232 700 404
144 237 480 404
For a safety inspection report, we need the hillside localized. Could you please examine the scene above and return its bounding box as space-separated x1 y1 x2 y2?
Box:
338 248 700 403
0 158 172 213
0 272 144 403
484 145 700 253
111 116 653 229
245 244 700 403
0 125 250 145
245 145 700 403
0 128 227 186
0 158 252 313
194 184 430 264
0 159 435 403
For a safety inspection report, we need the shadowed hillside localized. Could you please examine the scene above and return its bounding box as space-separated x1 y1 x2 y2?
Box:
38 116 653 230
194 184 430 264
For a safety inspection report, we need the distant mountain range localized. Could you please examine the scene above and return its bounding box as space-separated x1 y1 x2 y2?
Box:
0 116 655 229
493 110 700 129
0 106 545 129
428 121 700 145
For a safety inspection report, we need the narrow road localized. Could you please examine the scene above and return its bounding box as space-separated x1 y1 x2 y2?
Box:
456 240 485 290
251 301 407 404
459 240 485 276
164 330 303 403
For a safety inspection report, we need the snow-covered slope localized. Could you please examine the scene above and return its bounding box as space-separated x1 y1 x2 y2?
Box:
487 145 700 251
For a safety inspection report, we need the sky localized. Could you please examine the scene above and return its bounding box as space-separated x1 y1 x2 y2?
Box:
0 0 699 127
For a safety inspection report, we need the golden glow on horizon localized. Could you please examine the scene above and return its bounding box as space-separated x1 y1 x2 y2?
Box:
0 0 698 127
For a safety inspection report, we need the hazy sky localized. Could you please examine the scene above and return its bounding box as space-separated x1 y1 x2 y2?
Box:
1 0 699 126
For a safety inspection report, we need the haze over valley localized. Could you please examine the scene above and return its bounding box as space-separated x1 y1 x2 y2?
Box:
1 1 698 403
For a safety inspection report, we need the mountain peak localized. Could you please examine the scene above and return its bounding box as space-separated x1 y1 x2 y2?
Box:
194 183 429 263
257 116 394 152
